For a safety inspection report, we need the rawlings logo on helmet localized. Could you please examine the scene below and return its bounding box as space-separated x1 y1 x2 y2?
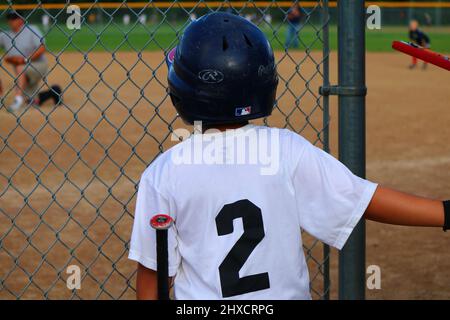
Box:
258 63 274 77
198 69 224 83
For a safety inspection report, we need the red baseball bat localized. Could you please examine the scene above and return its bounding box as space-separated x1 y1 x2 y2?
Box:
392 41 450 71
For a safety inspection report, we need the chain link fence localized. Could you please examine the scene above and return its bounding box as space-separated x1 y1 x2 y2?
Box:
0 0 330 299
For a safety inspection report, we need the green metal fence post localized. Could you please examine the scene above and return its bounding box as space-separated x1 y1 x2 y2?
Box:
322 0 330 301
337 0 367 300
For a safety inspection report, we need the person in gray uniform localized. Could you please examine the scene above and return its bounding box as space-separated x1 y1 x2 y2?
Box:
0 11 61 111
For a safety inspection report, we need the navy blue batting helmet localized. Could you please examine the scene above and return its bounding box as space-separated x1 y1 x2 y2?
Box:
166 12 278 125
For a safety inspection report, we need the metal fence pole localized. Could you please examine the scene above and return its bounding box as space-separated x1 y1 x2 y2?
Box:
321 0 330 301
337 0 367 300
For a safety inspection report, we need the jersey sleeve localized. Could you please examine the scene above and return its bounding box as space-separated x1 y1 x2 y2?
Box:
128 170 180 276
291 135 378 250
29 25 44 47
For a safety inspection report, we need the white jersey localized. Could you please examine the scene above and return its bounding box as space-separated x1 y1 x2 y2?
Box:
0 25 47 63
129 124 377 300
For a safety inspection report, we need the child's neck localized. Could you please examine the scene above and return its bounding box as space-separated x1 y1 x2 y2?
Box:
202 121 249 133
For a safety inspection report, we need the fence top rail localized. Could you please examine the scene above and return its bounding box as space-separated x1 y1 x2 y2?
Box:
2 1 450 11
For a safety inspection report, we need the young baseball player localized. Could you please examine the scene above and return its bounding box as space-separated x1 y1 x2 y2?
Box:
0 11 61 111
129 13 448 300
285 3 302 49
408 19 431 69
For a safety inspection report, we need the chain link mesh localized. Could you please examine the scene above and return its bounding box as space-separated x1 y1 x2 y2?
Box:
0 0 330 299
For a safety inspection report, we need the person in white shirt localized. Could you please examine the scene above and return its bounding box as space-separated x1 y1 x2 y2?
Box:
41 14 50 31
0 11 61 111
129 12 448 300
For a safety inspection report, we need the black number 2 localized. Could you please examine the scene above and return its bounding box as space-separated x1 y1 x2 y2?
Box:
215 199 270 298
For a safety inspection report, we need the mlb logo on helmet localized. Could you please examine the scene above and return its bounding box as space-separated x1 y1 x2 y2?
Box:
166 47 176 68
235 106 252 116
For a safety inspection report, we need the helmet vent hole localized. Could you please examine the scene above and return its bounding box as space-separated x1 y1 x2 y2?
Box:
222 36 229 51
243 33 253 47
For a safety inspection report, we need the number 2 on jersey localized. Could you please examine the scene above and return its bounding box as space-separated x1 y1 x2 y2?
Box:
215 199 270 298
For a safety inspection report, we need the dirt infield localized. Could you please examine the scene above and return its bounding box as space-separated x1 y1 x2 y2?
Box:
0 51 449 299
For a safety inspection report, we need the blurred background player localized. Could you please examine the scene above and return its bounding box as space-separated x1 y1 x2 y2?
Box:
285 3 302 49
41 14 50 32
139 14 147 25
408 19 431 69
0 11 61 111
189 13 197 22
123 14 131 26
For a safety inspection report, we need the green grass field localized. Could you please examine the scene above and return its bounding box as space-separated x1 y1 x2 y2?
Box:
2 23 450 53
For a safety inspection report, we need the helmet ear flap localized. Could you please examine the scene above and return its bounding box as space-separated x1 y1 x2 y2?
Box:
169 92 182 109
